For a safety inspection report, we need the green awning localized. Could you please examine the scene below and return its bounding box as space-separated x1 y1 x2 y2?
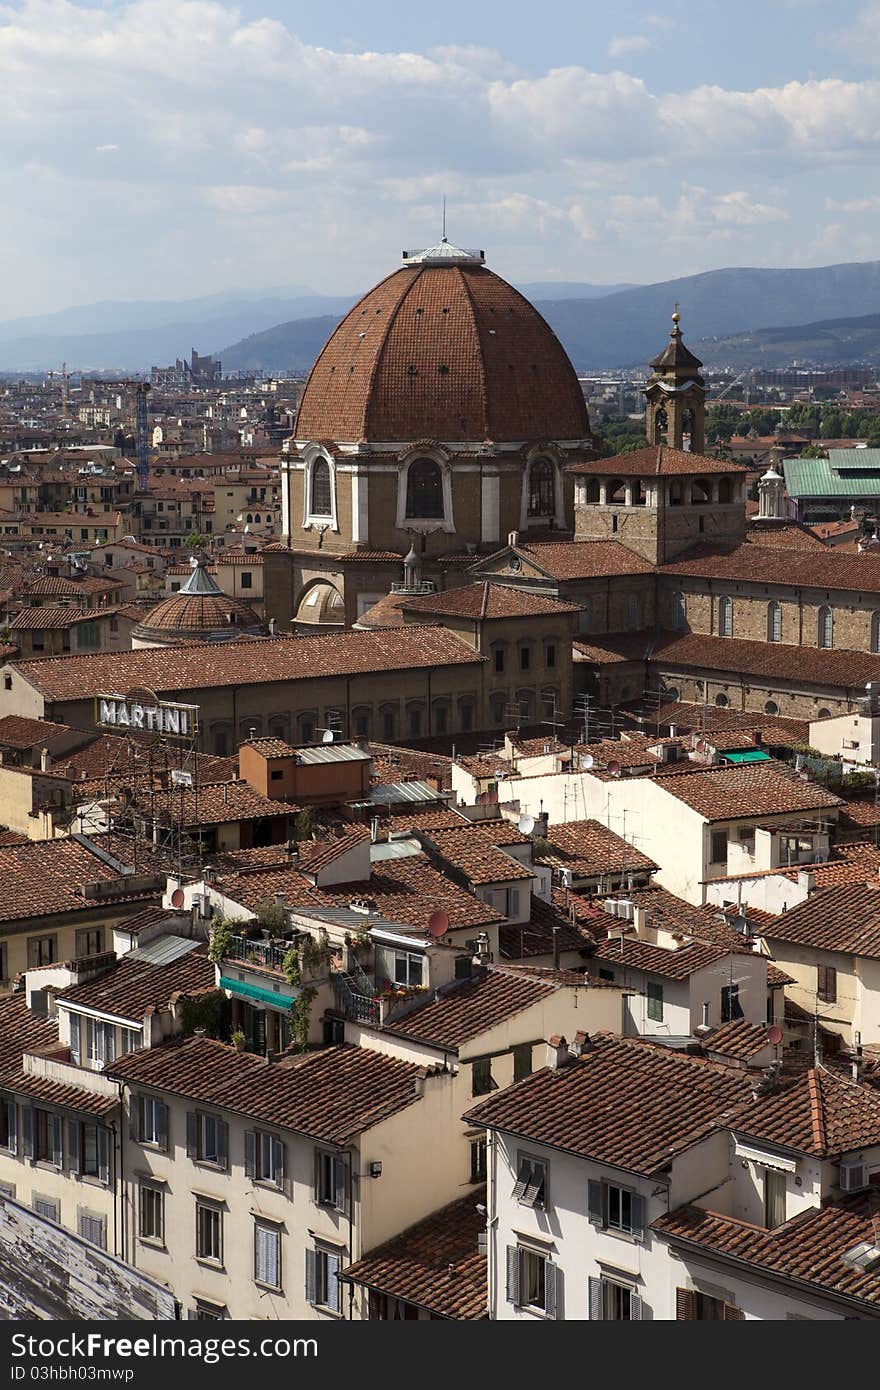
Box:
219 975 293 1010
722 750 771 765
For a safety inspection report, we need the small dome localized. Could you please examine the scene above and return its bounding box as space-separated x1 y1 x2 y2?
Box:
131 558 265 647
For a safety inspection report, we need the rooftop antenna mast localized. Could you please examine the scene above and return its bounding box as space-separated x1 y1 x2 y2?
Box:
442 195 447 240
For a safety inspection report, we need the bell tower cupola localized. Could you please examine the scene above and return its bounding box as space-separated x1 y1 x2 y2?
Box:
644 310 706 454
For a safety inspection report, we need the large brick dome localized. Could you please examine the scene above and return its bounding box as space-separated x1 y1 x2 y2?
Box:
294 241 591 445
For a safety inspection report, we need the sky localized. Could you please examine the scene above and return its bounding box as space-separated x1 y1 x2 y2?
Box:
4 0 880 315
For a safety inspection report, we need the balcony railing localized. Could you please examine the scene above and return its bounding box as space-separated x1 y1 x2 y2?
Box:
225 935 289 973
331 970 380 1026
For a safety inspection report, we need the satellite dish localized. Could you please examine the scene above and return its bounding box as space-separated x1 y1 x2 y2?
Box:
170 887 185 909
428 909 450 939
766 1024 784 1046
322 729 334 744
518 814 535 835
580 753 594 770
607 760 621 777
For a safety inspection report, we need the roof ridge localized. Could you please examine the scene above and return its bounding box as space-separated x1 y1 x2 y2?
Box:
807 1068 826 1152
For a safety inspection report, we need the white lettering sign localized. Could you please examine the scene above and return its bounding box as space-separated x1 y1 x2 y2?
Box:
95 695 199 740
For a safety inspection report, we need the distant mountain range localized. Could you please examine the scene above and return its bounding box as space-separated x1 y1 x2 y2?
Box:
693 311 880 370
218 260 880 376
8 263 880 373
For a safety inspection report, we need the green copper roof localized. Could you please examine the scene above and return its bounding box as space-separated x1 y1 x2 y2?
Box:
784 457 880 499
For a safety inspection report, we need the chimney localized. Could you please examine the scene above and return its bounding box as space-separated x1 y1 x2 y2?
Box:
269 617 276 636
569 1031 591 1058
40 747 50 772
668 723 677 738
633 905 648 935
370 816 380 844
798 868 815 894
853 1043 864 1085
274 891 285 908
546 1035 570 1069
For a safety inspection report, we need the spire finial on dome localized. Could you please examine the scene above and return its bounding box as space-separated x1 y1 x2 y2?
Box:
671 301 681 327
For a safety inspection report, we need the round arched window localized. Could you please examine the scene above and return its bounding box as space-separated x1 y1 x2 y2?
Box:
764 700 779 716
406 459 444 519
310 458 332 516
715 693 729 707
527 458 555 517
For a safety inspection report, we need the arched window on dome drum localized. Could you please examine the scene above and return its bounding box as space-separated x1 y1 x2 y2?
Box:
310 459 332 517
767 601 782 643
527 459 555 517
818 606 834 650
406 459 444 519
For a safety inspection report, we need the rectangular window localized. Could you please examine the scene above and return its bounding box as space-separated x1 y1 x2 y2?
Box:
33 1109 63 1167
186 1111 228 1169
471 1057 495 1097
314 1149 349 1211
240 573 252 588
191 1300 227 1321
118 1028 141 1056
246 1129 286 1189
589 1277 641 1320
545 643 556 669
519 647 531 672
512 1153 547 1208
721 984 743 1023
196 1201 223 1264
515 1247 549 1313
76 1121 109 1181
817 963 837 1004
78 1211 107 1249
85 1018 115 1068
494 648 505 674
513 1043 533 1083
27 935 57 968
470 1136 487 1184
764 1169 786 1230
710 831 728 866
135 1095 168 1149
75 928 103 957
0 1097 15 1154
588 1179 645 1238
306 1247 341 1313
138 1183 164 1243
254 1221 281 1291
33 1196 59 1223
646 981 664 1023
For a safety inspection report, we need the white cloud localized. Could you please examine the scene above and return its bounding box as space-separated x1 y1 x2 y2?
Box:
607 35 652 57
0 0 875 312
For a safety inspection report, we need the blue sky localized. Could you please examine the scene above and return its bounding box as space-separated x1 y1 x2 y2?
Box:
1 0 879 314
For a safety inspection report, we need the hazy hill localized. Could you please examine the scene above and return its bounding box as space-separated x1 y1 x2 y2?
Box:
694 311 880 369
218 260 880 375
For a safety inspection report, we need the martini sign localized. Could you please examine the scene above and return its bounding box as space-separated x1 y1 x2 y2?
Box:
95 690 199 740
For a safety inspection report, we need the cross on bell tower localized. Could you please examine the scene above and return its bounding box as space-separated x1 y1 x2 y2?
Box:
644 308 706 454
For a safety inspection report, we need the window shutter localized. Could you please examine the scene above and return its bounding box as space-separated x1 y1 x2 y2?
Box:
67 1118 82 1175
723 1303 745 1321
313 1149 323 1202
156 1100 168 1152
630 1292 644 1320
244 1130 256 1179
51 1114 63 1168
269 1134 283 1189
97 1126 110 1185
676 1287 697 1320
129 1096 141 1144
630 1192 645 1241
544 1261 559 1320
305 1248 318 1305
6 1100 16 1157
256 1224 278 1288
69 1014 81 1065
826 966 837 1003
588 1277 603 1320
588 1179 604 1226
505 1246 520 1305
326 1252 341 1313
216 1119 228 1172
104 1024 115 1065
334 1155 349 1214
512 1157 531 1201
186 1111 198 1160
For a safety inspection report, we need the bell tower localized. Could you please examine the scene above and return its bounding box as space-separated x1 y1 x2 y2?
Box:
644 310 706 454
